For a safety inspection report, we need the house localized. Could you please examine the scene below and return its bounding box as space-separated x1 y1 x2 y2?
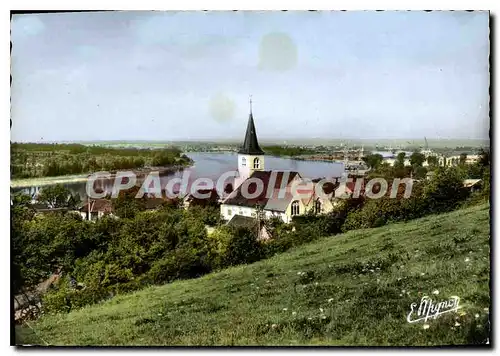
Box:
144 196 181 211
440 154 480 167
80 199 114 221
183 188 221 209
463 179 482 193
220 100 341 224
226 214 272 241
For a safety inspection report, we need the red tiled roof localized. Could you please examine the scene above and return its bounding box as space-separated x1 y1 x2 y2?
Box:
185 188 221 207
223 171 300 208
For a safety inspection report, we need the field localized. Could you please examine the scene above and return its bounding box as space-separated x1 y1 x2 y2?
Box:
16 203 490 346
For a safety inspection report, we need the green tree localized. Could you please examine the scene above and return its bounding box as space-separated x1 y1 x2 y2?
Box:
362 154 384 170
427 155 439 167
111 186 147 219
410 152 426 167
478 148 490 170
394 152 406 170
37 184 74 208
423 167 467 212
459 153 467 165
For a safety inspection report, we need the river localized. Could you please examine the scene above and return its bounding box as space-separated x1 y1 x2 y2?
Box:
12 152 345 199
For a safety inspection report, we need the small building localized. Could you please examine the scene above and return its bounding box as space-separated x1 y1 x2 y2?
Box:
463 179 482 193
226 214 272 241
144 197 180 211
80 199 114 221
183 188 221 209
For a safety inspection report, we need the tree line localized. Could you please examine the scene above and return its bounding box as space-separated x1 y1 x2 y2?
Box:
11 143 192 179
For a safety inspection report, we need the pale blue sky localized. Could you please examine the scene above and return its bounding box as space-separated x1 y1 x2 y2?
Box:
11 11 489 142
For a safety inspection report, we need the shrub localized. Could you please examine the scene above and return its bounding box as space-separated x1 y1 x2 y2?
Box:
222 227 264 266
42 276 109 313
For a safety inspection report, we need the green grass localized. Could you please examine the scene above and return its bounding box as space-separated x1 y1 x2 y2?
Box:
17 203 491 346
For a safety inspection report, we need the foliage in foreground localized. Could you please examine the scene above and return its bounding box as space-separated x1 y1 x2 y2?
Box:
17 203 490 346
12 163 490 317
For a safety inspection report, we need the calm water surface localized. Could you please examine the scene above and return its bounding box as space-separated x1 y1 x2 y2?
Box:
15 152 345 199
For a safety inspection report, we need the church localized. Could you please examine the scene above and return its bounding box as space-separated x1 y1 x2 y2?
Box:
220 100 341 224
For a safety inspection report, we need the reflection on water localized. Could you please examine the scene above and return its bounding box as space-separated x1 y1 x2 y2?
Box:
13 152 345 199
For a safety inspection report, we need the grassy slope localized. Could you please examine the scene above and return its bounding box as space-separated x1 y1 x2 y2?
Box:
18 203 490 346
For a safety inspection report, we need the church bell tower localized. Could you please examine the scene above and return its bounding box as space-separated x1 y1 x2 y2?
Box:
235 96 265 189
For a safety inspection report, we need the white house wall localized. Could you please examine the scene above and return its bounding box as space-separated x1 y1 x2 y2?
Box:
221 204 289 223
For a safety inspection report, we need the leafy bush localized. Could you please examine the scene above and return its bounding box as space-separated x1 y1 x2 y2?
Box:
216 226 265 267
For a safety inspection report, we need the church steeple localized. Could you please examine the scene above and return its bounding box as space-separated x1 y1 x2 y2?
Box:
239 95 264 155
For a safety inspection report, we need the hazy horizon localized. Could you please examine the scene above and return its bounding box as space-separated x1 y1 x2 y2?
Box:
11 11 490 142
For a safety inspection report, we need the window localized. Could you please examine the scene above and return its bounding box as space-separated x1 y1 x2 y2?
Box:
291 200 300 216
315 199 322 214
253 157 260 169
241 157 246 167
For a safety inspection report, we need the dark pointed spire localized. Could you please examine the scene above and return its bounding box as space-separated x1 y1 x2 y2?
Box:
239 96 264 155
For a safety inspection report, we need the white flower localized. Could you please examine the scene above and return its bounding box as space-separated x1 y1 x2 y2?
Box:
484 308 489 313
327 298 334 303
319 308 324 313
292 311 297 316
402 289 406 294
432 290 439 295
307 317 312 320
465 258 470 262
397 277 402 281
283 308 288 311
455 322 461 327
420 273 425 276
475 313 480 318
399 294 403 297
157 313 162 316
321 315 327 319
315 282 319 286
370 269 374 273
271 324 277 329
423 324 430 330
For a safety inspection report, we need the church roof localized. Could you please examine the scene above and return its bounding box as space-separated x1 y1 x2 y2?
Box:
222 170 301 210
238 112 265 155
